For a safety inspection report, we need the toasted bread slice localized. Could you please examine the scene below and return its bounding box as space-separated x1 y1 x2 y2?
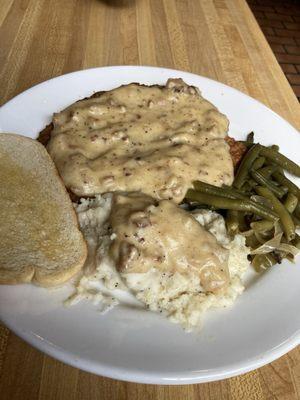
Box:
0 133 87 286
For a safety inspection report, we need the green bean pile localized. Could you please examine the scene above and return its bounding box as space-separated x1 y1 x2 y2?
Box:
185 133 300 271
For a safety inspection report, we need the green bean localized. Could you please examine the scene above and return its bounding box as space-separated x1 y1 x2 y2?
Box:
250 169 288 198
272 171 300 199
250 195 274 210
266 160 284 174
237 211 248 232
259 146 300 177
241 182 252 192
193 181 247 200
185 189 278 221
247 132 254 143
234 144 261 189
246 234 260 249
295 203 300 218
252 157 265 170
255 186 295 241
248 179 259 188
223 185 248 196
284 193 298 213
269 144 279 151
257 165 277 178
250 220 274 232
252 254 277 272
254 229 274 243
292 234 300 250
241 141 255 148
292 214 300 228
226 210 239 235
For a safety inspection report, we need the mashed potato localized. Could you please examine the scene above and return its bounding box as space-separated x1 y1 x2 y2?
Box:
67 195 250 330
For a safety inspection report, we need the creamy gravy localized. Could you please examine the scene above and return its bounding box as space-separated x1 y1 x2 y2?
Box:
47 79 233 202
109 192 229 293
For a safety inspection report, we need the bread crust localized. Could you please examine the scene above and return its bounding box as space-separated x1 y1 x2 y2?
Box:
0 266 35 285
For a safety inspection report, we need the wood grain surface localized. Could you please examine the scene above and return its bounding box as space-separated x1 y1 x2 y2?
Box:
0 0 300 399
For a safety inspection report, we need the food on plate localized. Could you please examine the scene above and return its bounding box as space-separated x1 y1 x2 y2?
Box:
224 136 247 168
0 133 87 286
67 194 249 330
109 192 229 292
185 133 300 271
39 78 233 203
2 78 299 331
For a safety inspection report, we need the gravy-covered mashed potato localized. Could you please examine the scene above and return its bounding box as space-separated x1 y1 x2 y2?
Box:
47 79 233 203
55 78 248 330
67 194 249 330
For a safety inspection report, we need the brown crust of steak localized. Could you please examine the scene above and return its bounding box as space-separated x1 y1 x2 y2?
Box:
37 122 53 146
37 91 107 147
225 136 247 169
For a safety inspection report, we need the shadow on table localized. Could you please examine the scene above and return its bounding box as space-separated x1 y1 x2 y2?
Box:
97 0 137 7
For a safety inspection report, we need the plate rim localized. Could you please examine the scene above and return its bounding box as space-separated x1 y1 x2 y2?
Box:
1 65 299 136
0 65 299 385
2 315 300 385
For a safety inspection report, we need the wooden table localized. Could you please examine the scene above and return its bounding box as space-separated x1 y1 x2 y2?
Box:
1 0 300 399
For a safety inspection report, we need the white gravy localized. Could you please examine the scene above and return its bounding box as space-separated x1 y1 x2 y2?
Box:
47 79 233 203
109 192 229 293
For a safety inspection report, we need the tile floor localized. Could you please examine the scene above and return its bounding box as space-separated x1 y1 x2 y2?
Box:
247 0 300 101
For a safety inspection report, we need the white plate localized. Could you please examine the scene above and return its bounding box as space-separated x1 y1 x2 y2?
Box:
0 66 299 385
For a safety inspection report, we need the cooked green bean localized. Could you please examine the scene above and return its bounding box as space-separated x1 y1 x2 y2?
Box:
257 165 277 178
250 169 288 198
255 186 295 241
252 157 265 170
246 234 260 249
295 203 300 218
250 194 274 210
269 144 279 151
193 181 247 200
284 193 298 213
248 179 258 188
241 141 255 148
259 146 300 177
250 220 274 232
185 189 278 221
226 210 239 235
254 229 274 244
223 185 248 196
266 160 284 174
252 254 277 271
247 132 254 143
234 144 261 189
272 171 300 199
292 214 300 228
241 182 252 192
237 211 248 232
292 234 300 250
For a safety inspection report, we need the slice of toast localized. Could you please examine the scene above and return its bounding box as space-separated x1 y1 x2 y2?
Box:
0 133 87 286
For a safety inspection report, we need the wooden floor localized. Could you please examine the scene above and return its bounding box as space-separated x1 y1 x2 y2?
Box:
247 0 300 101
